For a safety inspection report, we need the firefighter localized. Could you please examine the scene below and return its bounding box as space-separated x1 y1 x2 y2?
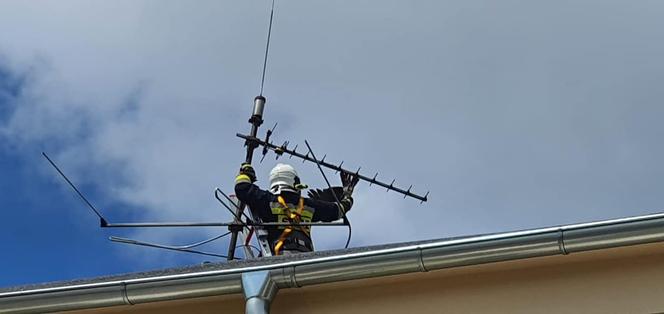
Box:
235 163 358 255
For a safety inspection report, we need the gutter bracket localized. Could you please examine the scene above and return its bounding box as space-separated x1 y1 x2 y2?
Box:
121 282 133 306
558 229 569 255
242 270 279 314
417 247 428 272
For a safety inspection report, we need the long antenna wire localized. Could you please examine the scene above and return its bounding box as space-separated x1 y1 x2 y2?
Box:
259 0 276 96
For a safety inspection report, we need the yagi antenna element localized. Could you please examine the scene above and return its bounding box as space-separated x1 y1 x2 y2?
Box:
236 134 430 203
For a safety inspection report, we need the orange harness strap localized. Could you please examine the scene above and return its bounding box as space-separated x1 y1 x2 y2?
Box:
273 196 308 255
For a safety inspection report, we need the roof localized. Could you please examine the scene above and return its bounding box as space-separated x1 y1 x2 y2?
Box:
0 235 471 294
3 211 664 313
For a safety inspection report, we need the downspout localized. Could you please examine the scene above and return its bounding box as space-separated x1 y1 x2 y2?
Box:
242 270 278 314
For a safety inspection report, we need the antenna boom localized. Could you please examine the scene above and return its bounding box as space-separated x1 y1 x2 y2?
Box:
236 134 429 202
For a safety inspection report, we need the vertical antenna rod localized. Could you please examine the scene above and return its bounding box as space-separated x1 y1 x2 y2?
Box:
228 0 278 260
230 0 277 259
259 0 276 96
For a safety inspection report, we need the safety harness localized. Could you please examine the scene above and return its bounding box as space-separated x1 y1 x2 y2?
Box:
273 196 311 255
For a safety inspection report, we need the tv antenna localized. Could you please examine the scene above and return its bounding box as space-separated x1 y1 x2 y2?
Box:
43 0 429 261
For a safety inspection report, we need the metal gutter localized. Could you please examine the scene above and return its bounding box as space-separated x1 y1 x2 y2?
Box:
2 212 664 313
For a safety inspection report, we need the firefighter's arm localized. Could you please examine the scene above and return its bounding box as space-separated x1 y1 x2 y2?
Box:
234 164 272 219
307 171 359 221
306 197 352 222
306 186 354 222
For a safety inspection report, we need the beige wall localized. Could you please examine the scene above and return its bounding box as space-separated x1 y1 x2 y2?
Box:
274 242 664 314
75 242 664 314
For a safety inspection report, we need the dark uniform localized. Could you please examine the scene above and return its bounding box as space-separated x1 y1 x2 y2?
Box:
235 168 354 254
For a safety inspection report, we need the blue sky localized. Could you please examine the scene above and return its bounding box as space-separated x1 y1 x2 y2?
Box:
0 64 206 284
2 0 664 288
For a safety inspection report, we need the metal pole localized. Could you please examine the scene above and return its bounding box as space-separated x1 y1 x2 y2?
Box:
228 96 266 260
103 222 346 228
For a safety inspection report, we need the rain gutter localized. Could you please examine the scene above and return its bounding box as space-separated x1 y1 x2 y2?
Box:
2 212 664 313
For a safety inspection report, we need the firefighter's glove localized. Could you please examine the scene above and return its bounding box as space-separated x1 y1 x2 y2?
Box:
239 163 257 183
307 187 344 202
340 171 359 196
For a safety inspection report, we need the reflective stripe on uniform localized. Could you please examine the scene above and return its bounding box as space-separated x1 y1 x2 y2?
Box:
270 202 314 231
235 174 252 184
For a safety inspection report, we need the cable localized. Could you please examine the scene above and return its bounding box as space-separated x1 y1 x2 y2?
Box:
236 244 263 257
110 235 235 259
344 218 352 249
304 140 353 248
178 231 231 249
110 232 230 250
259 0 276 96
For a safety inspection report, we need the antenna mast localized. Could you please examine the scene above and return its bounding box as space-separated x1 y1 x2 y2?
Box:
42 0 429 262
227 0 278 260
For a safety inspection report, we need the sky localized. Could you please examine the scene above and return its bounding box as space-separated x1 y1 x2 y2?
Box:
1 0 664 287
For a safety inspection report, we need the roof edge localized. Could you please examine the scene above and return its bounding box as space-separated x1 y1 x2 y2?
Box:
3 212 664 313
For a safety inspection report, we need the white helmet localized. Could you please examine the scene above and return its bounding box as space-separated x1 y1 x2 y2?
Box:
269 163 301 194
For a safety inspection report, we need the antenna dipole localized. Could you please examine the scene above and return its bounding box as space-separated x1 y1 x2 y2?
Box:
42 152 108 226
